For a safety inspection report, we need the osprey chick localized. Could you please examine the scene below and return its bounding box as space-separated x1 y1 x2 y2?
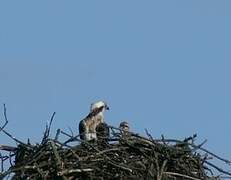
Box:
119 121 130 137
79 101 109 141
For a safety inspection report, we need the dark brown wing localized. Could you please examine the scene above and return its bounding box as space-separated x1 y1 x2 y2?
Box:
79 120 86 140
96 123 110 140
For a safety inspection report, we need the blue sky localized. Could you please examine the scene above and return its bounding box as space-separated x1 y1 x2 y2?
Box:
0 0 231 171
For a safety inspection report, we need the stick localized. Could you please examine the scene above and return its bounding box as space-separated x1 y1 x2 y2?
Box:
164 172 202 180
0 104 8 133
42 112 56 144
205 161 231 176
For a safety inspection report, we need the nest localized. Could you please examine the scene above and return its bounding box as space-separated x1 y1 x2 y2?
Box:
0 125 230 180
0 109 230 179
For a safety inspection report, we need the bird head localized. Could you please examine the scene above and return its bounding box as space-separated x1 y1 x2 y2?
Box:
90 101 109 113
119 121 129 131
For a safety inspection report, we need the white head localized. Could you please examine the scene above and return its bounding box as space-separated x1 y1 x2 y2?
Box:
90 101 109 113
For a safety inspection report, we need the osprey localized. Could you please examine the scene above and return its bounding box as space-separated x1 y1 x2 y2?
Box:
79 101 109 141
96 122 110 143
119 121 130 137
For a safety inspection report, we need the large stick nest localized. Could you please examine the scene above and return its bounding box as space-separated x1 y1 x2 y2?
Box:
0 108 230 179
0 125 230 180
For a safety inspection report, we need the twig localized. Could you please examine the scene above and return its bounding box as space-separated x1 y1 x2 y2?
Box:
60 130 74 139
1 129 27 145
58 168 94 176
157 160 167 180
42 112 56 144
68 127 74 137
145 129 156 143
55 129 61 141
164 172 202 180
205 161 231 176
0 152 3 172
0 104 27 145
9 152 13 167
0 145 16 152
0 104 8 133
154 138 231 164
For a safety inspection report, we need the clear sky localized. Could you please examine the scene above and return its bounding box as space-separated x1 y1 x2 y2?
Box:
0 0 231 172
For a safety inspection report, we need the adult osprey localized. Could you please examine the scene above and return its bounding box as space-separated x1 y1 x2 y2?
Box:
79 101 109 141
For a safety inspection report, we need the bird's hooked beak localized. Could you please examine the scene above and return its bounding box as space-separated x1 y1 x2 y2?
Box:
105 104 109 110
